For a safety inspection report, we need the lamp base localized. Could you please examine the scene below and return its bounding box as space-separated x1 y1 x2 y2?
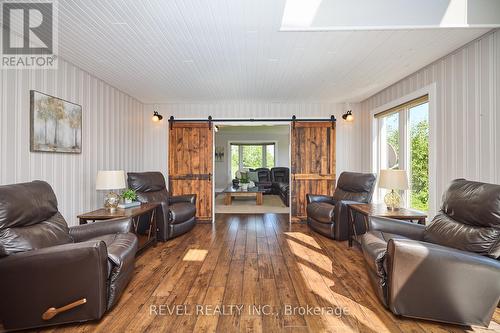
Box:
104 191 120 211
384 190 402 211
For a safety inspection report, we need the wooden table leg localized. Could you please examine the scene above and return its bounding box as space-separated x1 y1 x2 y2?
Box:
256 193 263 205
348 207 355 247
224 193 232 205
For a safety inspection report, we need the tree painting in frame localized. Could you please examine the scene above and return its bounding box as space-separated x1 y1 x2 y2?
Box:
30 90 82 153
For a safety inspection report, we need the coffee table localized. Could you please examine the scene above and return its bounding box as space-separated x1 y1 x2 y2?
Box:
223 186 264 205
347 203 427 247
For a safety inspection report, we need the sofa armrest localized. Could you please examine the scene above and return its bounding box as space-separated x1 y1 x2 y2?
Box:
0 241 108 330
369 216 425 241
306 194 335 205
386 238 500 327
69 217 133 242
169 194 196 205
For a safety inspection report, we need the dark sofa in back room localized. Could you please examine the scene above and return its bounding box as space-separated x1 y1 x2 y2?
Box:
237 167 290 206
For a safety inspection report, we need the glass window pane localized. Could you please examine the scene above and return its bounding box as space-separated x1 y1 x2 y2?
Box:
380 113 400 170
242 145 263 169
266 145 275 168
409 103 429 211
230 145 239 178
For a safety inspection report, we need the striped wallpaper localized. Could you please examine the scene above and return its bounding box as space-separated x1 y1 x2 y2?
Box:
360 29 500 217
0 59 144 225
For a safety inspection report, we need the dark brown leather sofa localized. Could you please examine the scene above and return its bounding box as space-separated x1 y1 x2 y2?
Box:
306 171 376 240
249 167 273 194
0 181 138 331
233 167 290 206
361 179 500 327
271 167 290 207
127 172 196 241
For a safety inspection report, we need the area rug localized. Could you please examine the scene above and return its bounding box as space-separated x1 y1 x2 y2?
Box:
214 194 289 214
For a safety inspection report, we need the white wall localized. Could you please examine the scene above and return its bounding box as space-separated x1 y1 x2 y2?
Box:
0 59 144 225
142 102 365 183
360 29 500 216
214 125 290 190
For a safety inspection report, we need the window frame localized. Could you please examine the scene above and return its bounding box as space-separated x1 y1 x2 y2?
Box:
370 84 437 218
375 95 429 210
228 141 277 180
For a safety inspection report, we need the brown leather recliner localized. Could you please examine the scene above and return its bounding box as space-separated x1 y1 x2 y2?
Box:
0 181 138 331
127 172 196 241
361 179 500 327
306 172 376 240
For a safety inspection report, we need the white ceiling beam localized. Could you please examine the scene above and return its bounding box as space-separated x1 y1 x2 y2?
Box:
281 0 500 31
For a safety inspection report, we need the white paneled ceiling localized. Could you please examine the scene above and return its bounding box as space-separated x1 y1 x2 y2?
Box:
56 0 491 103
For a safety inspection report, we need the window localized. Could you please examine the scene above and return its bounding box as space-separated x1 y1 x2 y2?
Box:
230 143 275 178
375 95 429 211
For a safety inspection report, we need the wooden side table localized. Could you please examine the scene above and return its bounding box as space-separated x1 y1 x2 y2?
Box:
348 203 427 247
77 202 159 254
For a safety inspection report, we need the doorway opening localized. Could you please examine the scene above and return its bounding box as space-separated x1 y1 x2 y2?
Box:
214 124 291 214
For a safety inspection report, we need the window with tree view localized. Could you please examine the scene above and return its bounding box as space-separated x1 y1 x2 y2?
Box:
230 143 275 178
376 96 429 211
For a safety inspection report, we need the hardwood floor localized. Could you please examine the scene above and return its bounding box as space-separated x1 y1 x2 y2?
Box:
43 214 500 333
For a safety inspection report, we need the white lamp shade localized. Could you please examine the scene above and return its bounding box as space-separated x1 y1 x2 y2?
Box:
379 169 409 190
96 170 126 190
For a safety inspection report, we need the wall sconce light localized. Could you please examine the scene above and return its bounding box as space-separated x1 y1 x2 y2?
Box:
152 111 163 122
342 110 354 122
214 125 219 132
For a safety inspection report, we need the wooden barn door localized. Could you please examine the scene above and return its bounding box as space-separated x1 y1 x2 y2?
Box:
291 122 336 221
169 122 213 222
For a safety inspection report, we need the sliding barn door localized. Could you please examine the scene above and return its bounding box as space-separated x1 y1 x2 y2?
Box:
169 122 213 222
291 122 336 221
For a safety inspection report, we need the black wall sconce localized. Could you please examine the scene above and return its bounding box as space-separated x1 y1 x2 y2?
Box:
152 110 163 122
342 110 353 122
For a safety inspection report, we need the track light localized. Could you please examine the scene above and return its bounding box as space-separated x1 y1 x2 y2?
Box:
342 110 353 122
152 111 163 122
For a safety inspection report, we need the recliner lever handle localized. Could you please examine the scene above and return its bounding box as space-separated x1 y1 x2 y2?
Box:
42 298 87 320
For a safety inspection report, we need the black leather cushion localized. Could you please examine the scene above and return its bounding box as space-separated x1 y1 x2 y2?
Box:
271 167 289 183
439 179 500 227
0 212 73 256
307 202 335 223
333 172 376 203
424 179 500 259
127 172 166 193
170 202 196 223
424 213 500 258
250 168 271 182
0 181 58 229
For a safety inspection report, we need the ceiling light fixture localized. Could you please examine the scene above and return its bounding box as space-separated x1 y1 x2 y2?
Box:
342 110 353 122
152 110 163 122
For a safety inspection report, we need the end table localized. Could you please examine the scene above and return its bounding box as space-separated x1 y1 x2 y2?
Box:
77 202 159 254
348 203 427 247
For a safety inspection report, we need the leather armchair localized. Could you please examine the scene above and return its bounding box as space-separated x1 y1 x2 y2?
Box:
361 179 500 327
306 172 376 240
0 181 138 331
127 172 196 241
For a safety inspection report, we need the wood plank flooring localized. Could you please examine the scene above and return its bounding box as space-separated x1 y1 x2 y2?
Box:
41 214 500 333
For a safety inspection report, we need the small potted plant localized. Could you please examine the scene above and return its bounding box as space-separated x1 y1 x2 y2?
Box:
239 172 250 191
121 189 137 204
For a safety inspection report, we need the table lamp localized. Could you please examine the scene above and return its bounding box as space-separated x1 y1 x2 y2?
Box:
96 170 126 211
379 169 409 211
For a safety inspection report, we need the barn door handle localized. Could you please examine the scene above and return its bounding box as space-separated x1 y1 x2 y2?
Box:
208 173 212 181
